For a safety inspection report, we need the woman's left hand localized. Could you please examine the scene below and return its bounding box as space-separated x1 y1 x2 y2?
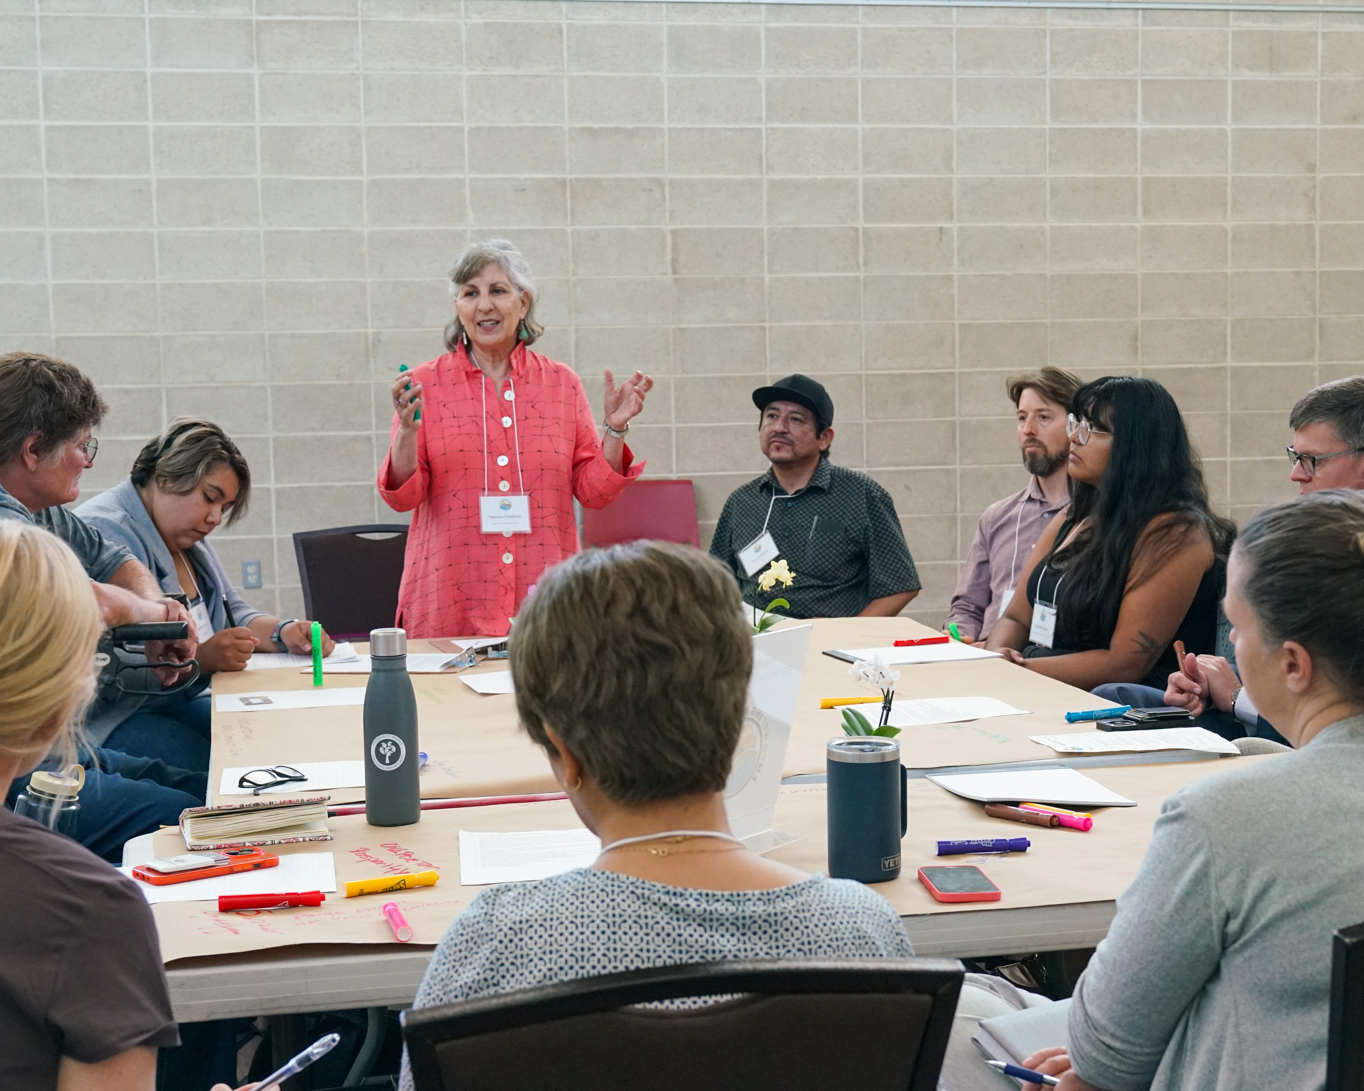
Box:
281 620 336 657
1000 647 1027 666
603 369 653 431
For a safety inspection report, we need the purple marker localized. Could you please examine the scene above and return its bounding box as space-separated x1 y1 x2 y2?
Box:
937 837 1030 856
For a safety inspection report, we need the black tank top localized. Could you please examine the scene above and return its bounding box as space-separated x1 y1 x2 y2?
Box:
1023 514 1224 690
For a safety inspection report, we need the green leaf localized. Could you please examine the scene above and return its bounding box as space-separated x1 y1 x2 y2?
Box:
755 616 776 633
764 598 790 612
871 725 902 738
841 707 875 736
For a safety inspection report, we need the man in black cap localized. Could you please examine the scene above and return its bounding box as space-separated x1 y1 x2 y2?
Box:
709 374 921 618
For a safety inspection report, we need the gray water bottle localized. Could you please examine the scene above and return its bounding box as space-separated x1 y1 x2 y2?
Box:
363 627 420 826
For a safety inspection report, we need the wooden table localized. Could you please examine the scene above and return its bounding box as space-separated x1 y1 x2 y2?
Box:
159 755 1274 1021
207 619 1122 805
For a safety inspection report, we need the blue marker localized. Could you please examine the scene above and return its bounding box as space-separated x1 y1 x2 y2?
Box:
1065 705 1131 723
938 837 1029 856
419 751 428 769
985 1060 1059 1086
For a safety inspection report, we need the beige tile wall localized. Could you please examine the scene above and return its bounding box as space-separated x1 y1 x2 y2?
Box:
5 0 1362 626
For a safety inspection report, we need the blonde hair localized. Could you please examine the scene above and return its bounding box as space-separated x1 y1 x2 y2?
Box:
0 522 102 763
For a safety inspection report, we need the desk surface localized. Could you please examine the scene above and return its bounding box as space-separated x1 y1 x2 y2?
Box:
208 619 1116 805
161 754 1272 1021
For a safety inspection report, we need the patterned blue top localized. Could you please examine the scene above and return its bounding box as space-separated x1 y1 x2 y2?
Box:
399 868 913 1090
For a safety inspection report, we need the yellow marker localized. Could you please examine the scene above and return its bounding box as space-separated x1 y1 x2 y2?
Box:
344 870 439 898
820 696 883 710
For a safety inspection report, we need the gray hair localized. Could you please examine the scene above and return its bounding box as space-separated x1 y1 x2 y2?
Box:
130 417 251 527
1234 489 1364 700
1289 376 1364 451
509 541 753 806
443 238 543 352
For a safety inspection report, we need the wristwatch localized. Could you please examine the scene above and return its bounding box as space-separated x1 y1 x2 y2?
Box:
271 618 298 650
1228 685 1243 714
603 419 628 439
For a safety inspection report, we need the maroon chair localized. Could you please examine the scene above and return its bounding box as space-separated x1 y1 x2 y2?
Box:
581 479 700 549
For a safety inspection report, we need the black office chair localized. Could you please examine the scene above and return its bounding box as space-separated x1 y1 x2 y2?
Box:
403 958 963 1091
292 524 408 641
1327 921 1364 1091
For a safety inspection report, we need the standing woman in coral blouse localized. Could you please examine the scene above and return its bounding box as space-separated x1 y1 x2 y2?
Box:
379 239 653 638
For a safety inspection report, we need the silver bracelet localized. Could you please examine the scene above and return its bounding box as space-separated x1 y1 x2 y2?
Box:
603 420 629 439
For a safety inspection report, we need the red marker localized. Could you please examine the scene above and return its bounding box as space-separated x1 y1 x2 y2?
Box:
218 891 326 911
893 636 949 647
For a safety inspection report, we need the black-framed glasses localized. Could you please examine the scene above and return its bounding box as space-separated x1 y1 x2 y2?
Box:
1066 413 1111 446
237 765 307 795
1286 445 1364 478
75 437 99 464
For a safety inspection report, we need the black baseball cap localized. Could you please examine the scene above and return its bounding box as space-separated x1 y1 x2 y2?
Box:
751 374 834 428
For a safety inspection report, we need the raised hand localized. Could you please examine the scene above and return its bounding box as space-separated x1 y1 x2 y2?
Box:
390 372 423 431
603 369 654 431
1164 651 1209 718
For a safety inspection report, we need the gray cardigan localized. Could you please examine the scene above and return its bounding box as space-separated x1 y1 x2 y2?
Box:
1069 714 1364 1091
76 481 267 638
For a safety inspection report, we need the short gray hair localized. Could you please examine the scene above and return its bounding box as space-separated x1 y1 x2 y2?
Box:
130 417 251 527
443 239 544 352
509 541 753 806
1289 376 1364 451
1234 489 1364 700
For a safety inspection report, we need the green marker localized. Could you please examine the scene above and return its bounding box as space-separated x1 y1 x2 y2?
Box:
947 622 963 642
398 364 420 421
312 621 323 686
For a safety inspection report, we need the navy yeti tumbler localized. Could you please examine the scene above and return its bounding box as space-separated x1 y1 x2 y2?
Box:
826 737 908 883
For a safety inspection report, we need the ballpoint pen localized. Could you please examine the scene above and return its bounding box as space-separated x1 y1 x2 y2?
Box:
253 1032 341 1091
985 1059 1061 1086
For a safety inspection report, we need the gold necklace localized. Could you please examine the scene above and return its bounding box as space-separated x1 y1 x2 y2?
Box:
603 836 745 858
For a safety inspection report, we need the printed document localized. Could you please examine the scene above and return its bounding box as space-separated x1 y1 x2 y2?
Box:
459 828 600 886
1029 727 1239 756
888 696 1029 729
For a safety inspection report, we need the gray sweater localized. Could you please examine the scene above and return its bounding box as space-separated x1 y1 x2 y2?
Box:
1069 714 1364 1091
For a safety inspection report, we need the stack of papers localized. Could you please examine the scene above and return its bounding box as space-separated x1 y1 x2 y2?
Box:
244 642 361 671
459 828 600 886
122 852 337 904
459 670 515 695
888 696 1029 728
1029 727 1240 756
827 643 1002 666
925 766 1136 808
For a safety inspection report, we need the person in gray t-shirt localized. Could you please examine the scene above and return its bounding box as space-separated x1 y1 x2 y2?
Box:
947 490 1364 1091
0 352 207 860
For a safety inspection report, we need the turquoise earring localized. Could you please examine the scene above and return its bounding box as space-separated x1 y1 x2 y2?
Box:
517 319 531 342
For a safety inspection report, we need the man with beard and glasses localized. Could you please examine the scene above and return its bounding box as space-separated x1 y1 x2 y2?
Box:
945 367 1082 642
709 374 920 619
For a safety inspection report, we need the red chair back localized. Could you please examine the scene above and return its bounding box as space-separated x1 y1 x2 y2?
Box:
581 480 700 549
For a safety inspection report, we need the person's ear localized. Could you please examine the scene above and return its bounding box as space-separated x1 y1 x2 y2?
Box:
542 724 584 791
818 426 835 452
19 433 43 471
1280 640 1314 696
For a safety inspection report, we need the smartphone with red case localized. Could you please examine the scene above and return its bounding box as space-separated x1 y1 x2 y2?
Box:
918 864 1001 903
131 847 278 886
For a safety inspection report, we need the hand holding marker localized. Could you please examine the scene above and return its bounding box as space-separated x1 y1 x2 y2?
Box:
399 364 421 421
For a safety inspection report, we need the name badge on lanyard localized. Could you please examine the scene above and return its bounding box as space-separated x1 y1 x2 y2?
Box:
188 599 215 644
738 531 780 576
477 366 532 536
479 494 532 534
1029 566 1063 649
998 587 1015 614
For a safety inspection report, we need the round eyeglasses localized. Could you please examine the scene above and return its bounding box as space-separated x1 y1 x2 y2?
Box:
1066 413 1111 446
75 437 99 464
237 765 307 795
1286 445 1364 478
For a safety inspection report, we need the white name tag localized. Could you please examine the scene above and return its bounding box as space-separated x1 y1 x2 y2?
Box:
1029 601 1057 648
998 587 1014 614
738 531 780 577
189 599 215 643
480 494 532 534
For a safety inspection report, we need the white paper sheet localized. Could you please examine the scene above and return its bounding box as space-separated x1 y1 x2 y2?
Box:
1029 726 1239 756
458 828 600 886
887 696 1029 728
926 766 1137 808
122 852 337 904
218 759 366 797
309 653 470 674
834 643 1002 666
458 670 515 695
243 642 361 671
214 687 367 713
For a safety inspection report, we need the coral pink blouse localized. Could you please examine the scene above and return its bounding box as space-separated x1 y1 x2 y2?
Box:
378 343 643 637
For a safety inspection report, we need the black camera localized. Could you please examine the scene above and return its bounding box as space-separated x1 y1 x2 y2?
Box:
94 621 200 702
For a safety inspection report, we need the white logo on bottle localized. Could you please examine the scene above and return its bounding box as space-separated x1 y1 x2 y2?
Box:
370 733 406 771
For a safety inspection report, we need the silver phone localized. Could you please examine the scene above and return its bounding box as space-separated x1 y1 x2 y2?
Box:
142 852 228 873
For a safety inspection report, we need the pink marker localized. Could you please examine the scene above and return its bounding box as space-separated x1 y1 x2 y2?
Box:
1019 803 1093 832
382 901 413 942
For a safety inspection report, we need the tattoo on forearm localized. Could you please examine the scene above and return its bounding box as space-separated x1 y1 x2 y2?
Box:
1132 630 1160 661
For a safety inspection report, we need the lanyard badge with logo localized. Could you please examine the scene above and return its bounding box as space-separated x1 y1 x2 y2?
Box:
475 365 532 535
1029 563 1064 649
738 489 782 577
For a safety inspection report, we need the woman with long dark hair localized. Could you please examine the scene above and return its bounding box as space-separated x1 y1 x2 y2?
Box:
985 376 1235 691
